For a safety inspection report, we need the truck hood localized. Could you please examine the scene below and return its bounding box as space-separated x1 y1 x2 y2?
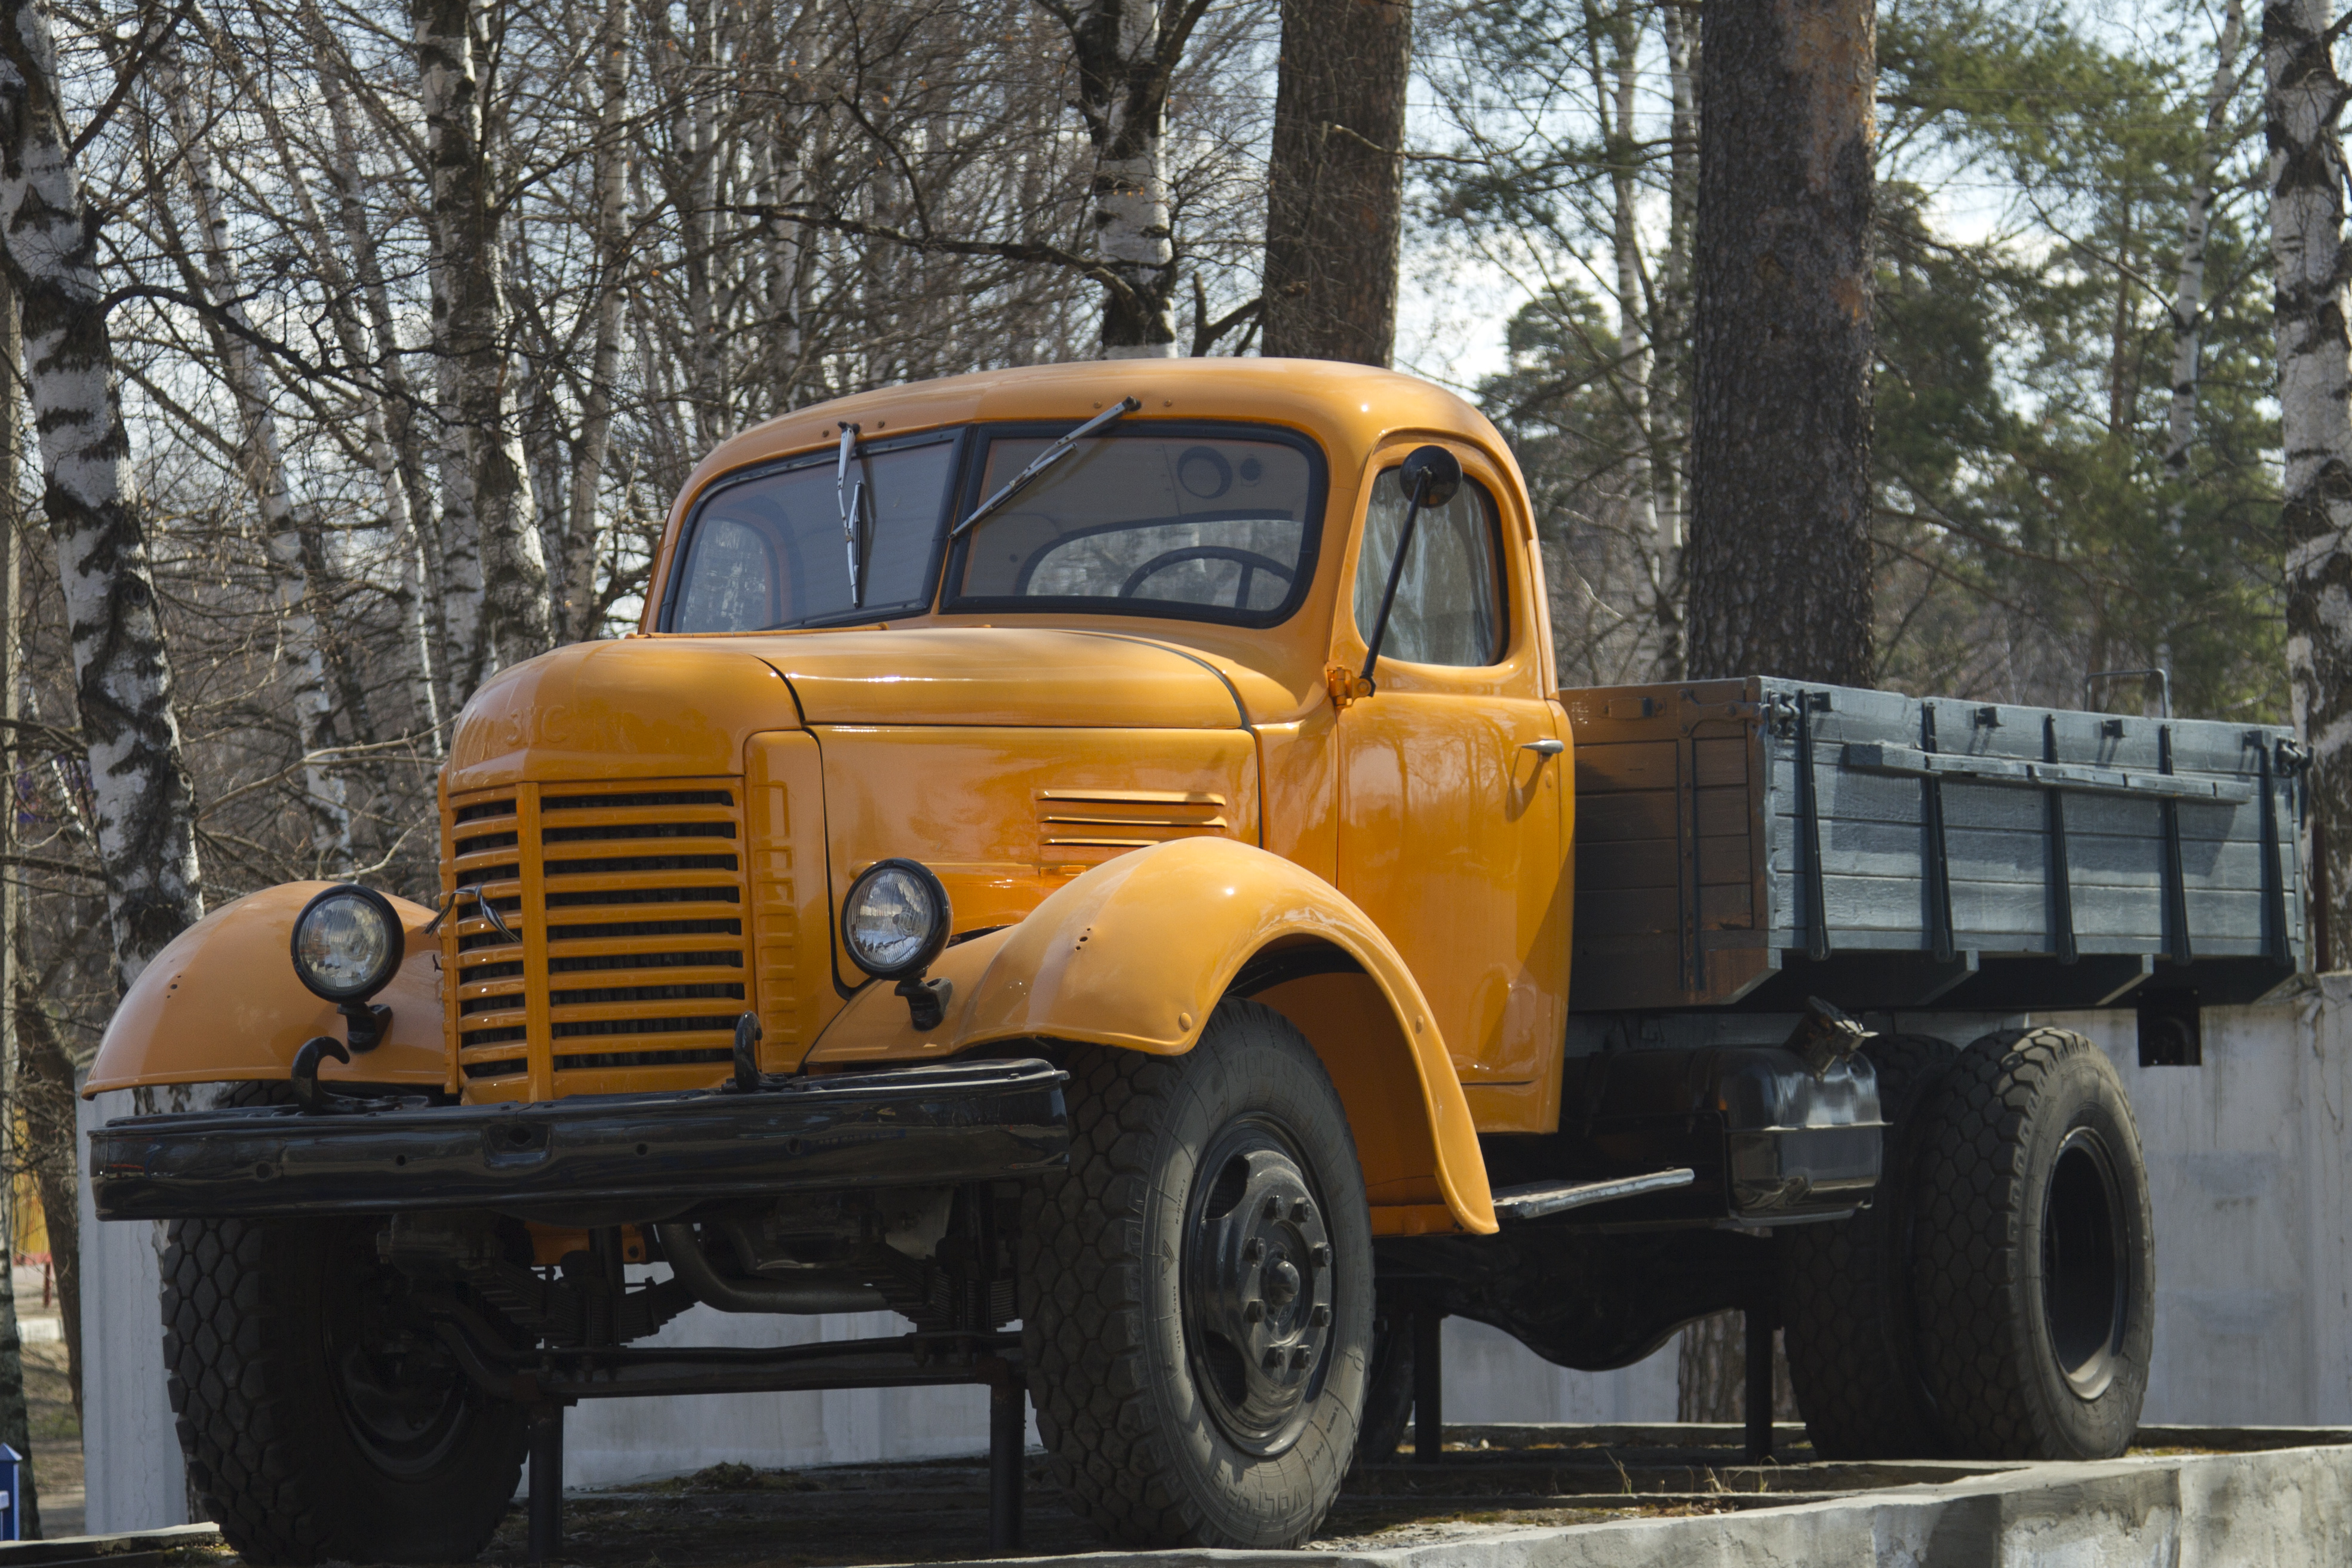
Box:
751 628 1243 728
445 629 1244 792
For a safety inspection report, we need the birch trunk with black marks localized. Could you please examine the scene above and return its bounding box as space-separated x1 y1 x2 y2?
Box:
1064 0 1208 356
238 25 441 748
2267 0 2352 967
563 0 630 641
416 0 551 691
0 0 203 989
1259 0 1407 364
1685 0 1877 686
157 45 354 872
2168 0 2249 476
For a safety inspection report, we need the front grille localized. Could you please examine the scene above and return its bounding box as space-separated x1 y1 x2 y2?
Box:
442 780 751 1095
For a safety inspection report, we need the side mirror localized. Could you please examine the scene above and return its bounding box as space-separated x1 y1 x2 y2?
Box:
1398 445 1462 508
1356 445 1468 693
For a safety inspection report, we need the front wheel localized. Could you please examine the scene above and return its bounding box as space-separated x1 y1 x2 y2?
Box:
162 1213 527 1564
1019 1000 1373 1548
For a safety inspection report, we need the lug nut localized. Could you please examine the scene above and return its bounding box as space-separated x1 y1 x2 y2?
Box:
1264 1197 1282 1220
1310 1243 1332 1267
1244 1299 1265 1323
1311 1304 1331 1327
1292 1198 1314 1223
1262 1348 1282 1370
1290 1347 1311 1370
1243 1238 1265 1262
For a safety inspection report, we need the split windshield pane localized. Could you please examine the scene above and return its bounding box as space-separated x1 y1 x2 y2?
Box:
948 428 1322 626
668 438 955 632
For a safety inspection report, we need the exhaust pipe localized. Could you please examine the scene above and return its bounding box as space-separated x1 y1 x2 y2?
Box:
653 1222 888 1315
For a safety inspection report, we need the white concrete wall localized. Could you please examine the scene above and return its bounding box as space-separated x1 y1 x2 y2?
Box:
555 1304 1036 1488
77 1089 185 1533
79 984 2352 1523
2048 985 2352 1425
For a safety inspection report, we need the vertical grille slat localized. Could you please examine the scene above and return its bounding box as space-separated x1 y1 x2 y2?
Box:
443 780 751 1094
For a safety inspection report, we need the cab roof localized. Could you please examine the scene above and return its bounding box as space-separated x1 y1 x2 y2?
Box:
645 359 1510 625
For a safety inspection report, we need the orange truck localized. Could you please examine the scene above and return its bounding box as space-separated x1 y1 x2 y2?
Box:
86 361 2305 1564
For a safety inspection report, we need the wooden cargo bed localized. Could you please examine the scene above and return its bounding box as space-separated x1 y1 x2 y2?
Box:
1560 678 2306 1014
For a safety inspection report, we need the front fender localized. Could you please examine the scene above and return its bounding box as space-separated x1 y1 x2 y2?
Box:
84 883 448 1097
808 837 1496 1233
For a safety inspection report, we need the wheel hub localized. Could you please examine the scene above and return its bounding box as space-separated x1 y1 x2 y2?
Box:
1182 1121 1335 1456
2042 1126 2130 1400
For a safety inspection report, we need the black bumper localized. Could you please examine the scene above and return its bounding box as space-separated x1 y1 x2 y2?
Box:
90 1059 1068 1222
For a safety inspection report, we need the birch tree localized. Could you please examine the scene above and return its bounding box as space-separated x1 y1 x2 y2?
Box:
2267 0 2352 964
1056 0 1213 355
415 0 552 692
2166 0 2250 479
0 0 202 988
155 39 354 870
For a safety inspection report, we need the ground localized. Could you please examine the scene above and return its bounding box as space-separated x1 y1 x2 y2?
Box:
23 1312 82 1538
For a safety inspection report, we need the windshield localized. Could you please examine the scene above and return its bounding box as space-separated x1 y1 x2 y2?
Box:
666 434 957 632
946 425 1324 628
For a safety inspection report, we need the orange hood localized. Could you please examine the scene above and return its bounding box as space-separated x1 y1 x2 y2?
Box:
445 628 1244 792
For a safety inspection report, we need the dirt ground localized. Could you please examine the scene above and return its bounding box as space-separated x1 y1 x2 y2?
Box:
23 1319 83 1538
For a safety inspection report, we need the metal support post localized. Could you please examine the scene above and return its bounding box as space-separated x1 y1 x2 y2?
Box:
1413 1310 1444 1464
1744 1308 1773 1464
987 1374 1025 1554
528 1403 564 1563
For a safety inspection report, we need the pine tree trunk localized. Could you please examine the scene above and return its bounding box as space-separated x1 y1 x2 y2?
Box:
157 45 355 871
1684 0 1877 686
0 0 204 989
10 979 74 1422
2267 0 2352 964
1674 1311 1797 1424
1259 0 1408 364
416 0 551 691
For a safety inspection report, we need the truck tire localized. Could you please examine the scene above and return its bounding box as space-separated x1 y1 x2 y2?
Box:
1019 999 1373 1548
1908 1027 2154 1460
1781 1032 1956 1459
162 1208 527 1564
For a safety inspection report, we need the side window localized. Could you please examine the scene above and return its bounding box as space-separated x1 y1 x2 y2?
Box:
1351 466 1505 668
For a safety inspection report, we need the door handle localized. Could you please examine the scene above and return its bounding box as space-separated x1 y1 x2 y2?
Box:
1521 739 1566 756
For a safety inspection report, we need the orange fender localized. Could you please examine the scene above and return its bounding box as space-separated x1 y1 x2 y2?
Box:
808 837 1495 1234
84 883 447 1096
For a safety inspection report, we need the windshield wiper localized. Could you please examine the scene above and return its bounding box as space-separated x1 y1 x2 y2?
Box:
950 395 1141 539
837 422 870 605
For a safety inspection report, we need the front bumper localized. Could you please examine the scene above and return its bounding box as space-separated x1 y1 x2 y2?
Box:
90 1059 1068 1222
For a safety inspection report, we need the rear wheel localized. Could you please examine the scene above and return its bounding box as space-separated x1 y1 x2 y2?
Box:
163 1212 525 1564
1781 1032 1956 1458
1908 1028 2154 1459
1019 1000 1373 1548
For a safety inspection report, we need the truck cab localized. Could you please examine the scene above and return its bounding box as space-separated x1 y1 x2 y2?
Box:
84 360 2299 1563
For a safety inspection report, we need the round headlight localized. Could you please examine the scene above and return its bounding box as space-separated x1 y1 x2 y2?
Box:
840 859 952 980
290 884 404 1003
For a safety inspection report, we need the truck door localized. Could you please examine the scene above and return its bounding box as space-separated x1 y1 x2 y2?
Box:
1334 445 1569 1107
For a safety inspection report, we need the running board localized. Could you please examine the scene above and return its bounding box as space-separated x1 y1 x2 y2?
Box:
1490 1169 1696 1222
